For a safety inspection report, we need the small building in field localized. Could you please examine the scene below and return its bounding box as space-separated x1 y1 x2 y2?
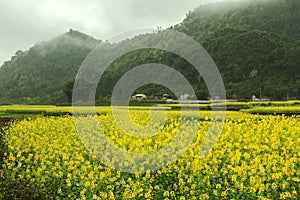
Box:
131 94 147 101
155 93 170 100
163 94 170 100
179 93 190 101
154 94 163 100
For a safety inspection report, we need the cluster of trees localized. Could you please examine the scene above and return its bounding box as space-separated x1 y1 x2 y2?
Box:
0 0 298 104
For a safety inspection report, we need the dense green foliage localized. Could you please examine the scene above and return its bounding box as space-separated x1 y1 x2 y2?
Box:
0 30 100 104
176 0 300 100
0 0 299 104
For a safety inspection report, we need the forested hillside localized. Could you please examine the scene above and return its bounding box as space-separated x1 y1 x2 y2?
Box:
0 0 299 104
0 30 100 104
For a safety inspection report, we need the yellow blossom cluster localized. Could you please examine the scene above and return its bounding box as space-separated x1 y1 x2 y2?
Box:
1 109 299 199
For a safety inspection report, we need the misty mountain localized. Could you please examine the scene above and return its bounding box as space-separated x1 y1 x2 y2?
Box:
0 0 299 104
0 30 101 104
176 0 299 41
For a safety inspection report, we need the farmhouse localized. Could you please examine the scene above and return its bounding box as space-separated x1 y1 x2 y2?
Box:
131 94 146 101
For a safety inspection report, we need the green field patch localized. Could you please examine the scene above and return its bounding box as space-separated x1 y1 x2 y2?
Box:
242 106 300 115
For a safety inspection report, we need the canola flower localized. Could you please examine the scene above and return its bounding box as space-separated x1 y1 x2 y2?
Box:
1 110 299 199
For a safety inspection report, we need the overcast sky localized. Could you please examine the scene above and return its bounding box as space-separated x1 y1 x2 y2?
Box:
0 0 236 65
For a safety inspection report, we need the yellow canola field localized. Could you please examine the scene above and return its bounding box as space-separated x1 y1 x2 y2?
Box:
1 110 299 199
